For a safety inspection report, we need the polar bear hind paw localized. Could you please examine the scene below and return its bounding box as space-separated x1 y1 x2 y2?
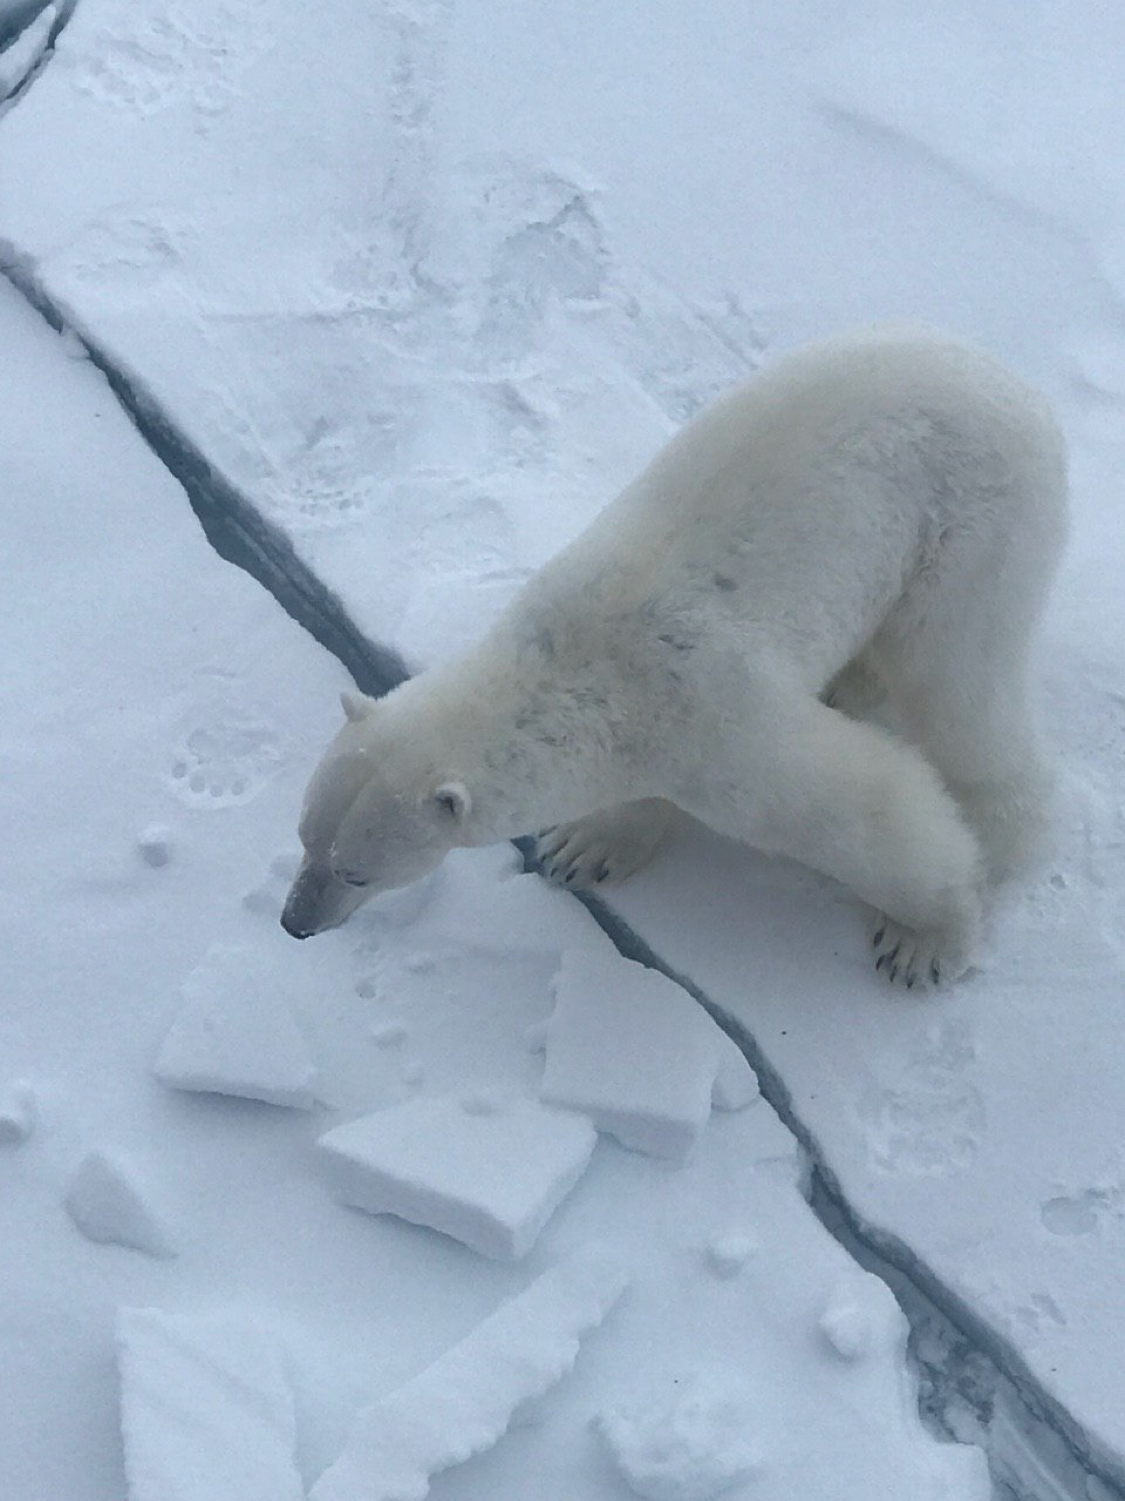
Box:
870 914 972 990
536 801 675 890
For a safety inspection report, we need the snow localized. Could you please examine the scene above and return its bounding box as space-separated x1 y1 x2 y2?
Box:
116 1307 303 1501
3 0 1122 1494
0 2 53 99
0 1079 37 1144
541 947 726 1159
711 1037 761 1113
704 1234 758 1281
154 942 320 1109
65 1150 176 1259
310 1252 627 1501
818 1273 905 1363
596 1372 761 1501
318 1094 598 1261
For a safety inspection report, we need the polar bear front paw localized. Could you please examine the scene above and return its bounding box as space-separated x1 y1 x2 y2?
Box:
536 800 676 890
870 914 973 991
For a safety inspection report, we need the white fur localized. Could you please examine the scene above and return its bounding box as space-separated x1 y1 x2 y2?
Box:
283 326 1067 986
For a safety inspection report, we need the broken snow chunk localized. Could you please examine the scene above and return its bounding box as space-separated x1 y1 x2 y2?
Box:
705 1232 758 1279
117 1308 303 1501
710 1038 760 1112
0 1079 37 1144
136 824 174 868
65 1150 176 1259
155 944 319 1109
310 1252 627 1501
597 1372 761 1501
542 948 725 1159
318 1095 597 1260
819 1274 906 1362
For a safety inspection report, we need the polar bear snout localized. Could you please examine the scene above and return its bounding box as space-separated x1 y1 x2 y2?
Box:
280 855 366 939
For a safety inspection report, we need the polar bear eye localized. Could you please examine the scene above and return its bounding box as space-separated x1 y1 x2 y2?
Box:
338 871 369 889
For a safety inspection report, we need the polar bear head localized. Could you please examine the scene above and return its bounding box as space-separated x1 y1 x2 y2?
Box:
280 689 473 938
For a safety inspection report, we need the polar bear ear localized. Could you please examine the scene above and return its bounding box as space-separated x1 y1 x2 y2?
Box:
340 690 377 723
433 781 472 823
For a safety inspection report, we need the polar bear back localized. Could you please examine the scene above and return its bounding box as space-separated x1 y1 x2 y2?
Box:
508 326 1065 688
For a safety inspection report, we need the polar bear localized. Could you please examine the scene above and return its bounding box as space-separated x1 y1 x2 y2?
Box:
282 326 1067 987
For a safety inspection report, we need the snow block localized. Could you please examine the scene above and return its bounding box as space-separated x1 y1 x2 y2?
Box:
541 949 725 1158
318 1094 597 1261
311 1252 628 1501
155 943 319 1109
0 1079 36 1144
65 1150 176 1259
117 1308 303 1501
597 1372 761 1501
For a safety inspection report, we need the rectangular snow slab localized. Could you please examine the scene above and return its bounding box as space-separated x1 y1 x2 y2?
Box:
311 1252 628 1501
318 1094 597 1260
116 1308 303 1501
541 948 725 1158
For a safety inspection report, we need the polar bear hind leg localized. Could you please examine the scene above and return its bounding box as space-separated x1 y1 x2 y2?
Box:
537 799 682 887
679 680 985 988
870 492 1064 891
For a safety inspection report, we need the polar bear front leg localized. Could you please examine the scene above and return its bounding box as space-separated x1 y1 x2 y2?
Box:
687 689 985 988
537 799 681 888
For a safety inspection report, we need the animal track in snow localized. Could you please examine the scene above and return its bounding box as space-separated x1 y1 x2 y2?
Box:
1040 1176 1123 1238
166 704 280 807
65 0 273 117
857 1019 985 1176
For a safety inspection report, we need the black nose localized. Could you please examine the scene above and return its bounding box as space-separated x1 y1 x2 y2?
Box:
280 909 313 940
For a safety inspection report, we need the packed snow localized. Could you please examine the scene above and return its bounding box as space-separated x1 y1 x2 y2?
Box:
310 1252 627 1501
542 947 731 1158
318 1094 598 1260
2 0 1123 1496
154 942 320 1109
116 1308 303 1501
596 1372 761 1501
65 1150 177 1260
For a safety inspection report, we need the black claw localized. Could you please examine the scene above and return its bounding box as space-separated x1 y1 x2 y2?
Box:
906 972 916 990
931 961 941 985
888 963 899 983
595 862 610 883
875 954 887 973
564 868 576 885
873 926 885 948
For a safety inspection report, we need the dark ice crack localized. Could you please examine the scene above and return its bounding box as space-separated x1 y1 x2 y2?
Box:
0 256 1121 1501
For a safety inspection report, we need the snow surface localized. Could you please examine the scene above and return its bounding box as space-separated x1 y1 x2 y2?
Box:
542 947 729 1158
154 941 320 1109
596 1371 761 1501
3 0 1123 1494
116 1307 303 1501
310 1252 627 1501
0 280 986 1501
320 1094 597 1260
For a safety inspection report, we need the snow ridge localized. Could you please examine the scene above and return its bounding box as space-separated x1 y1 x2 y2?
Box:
1 208 1121 1501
